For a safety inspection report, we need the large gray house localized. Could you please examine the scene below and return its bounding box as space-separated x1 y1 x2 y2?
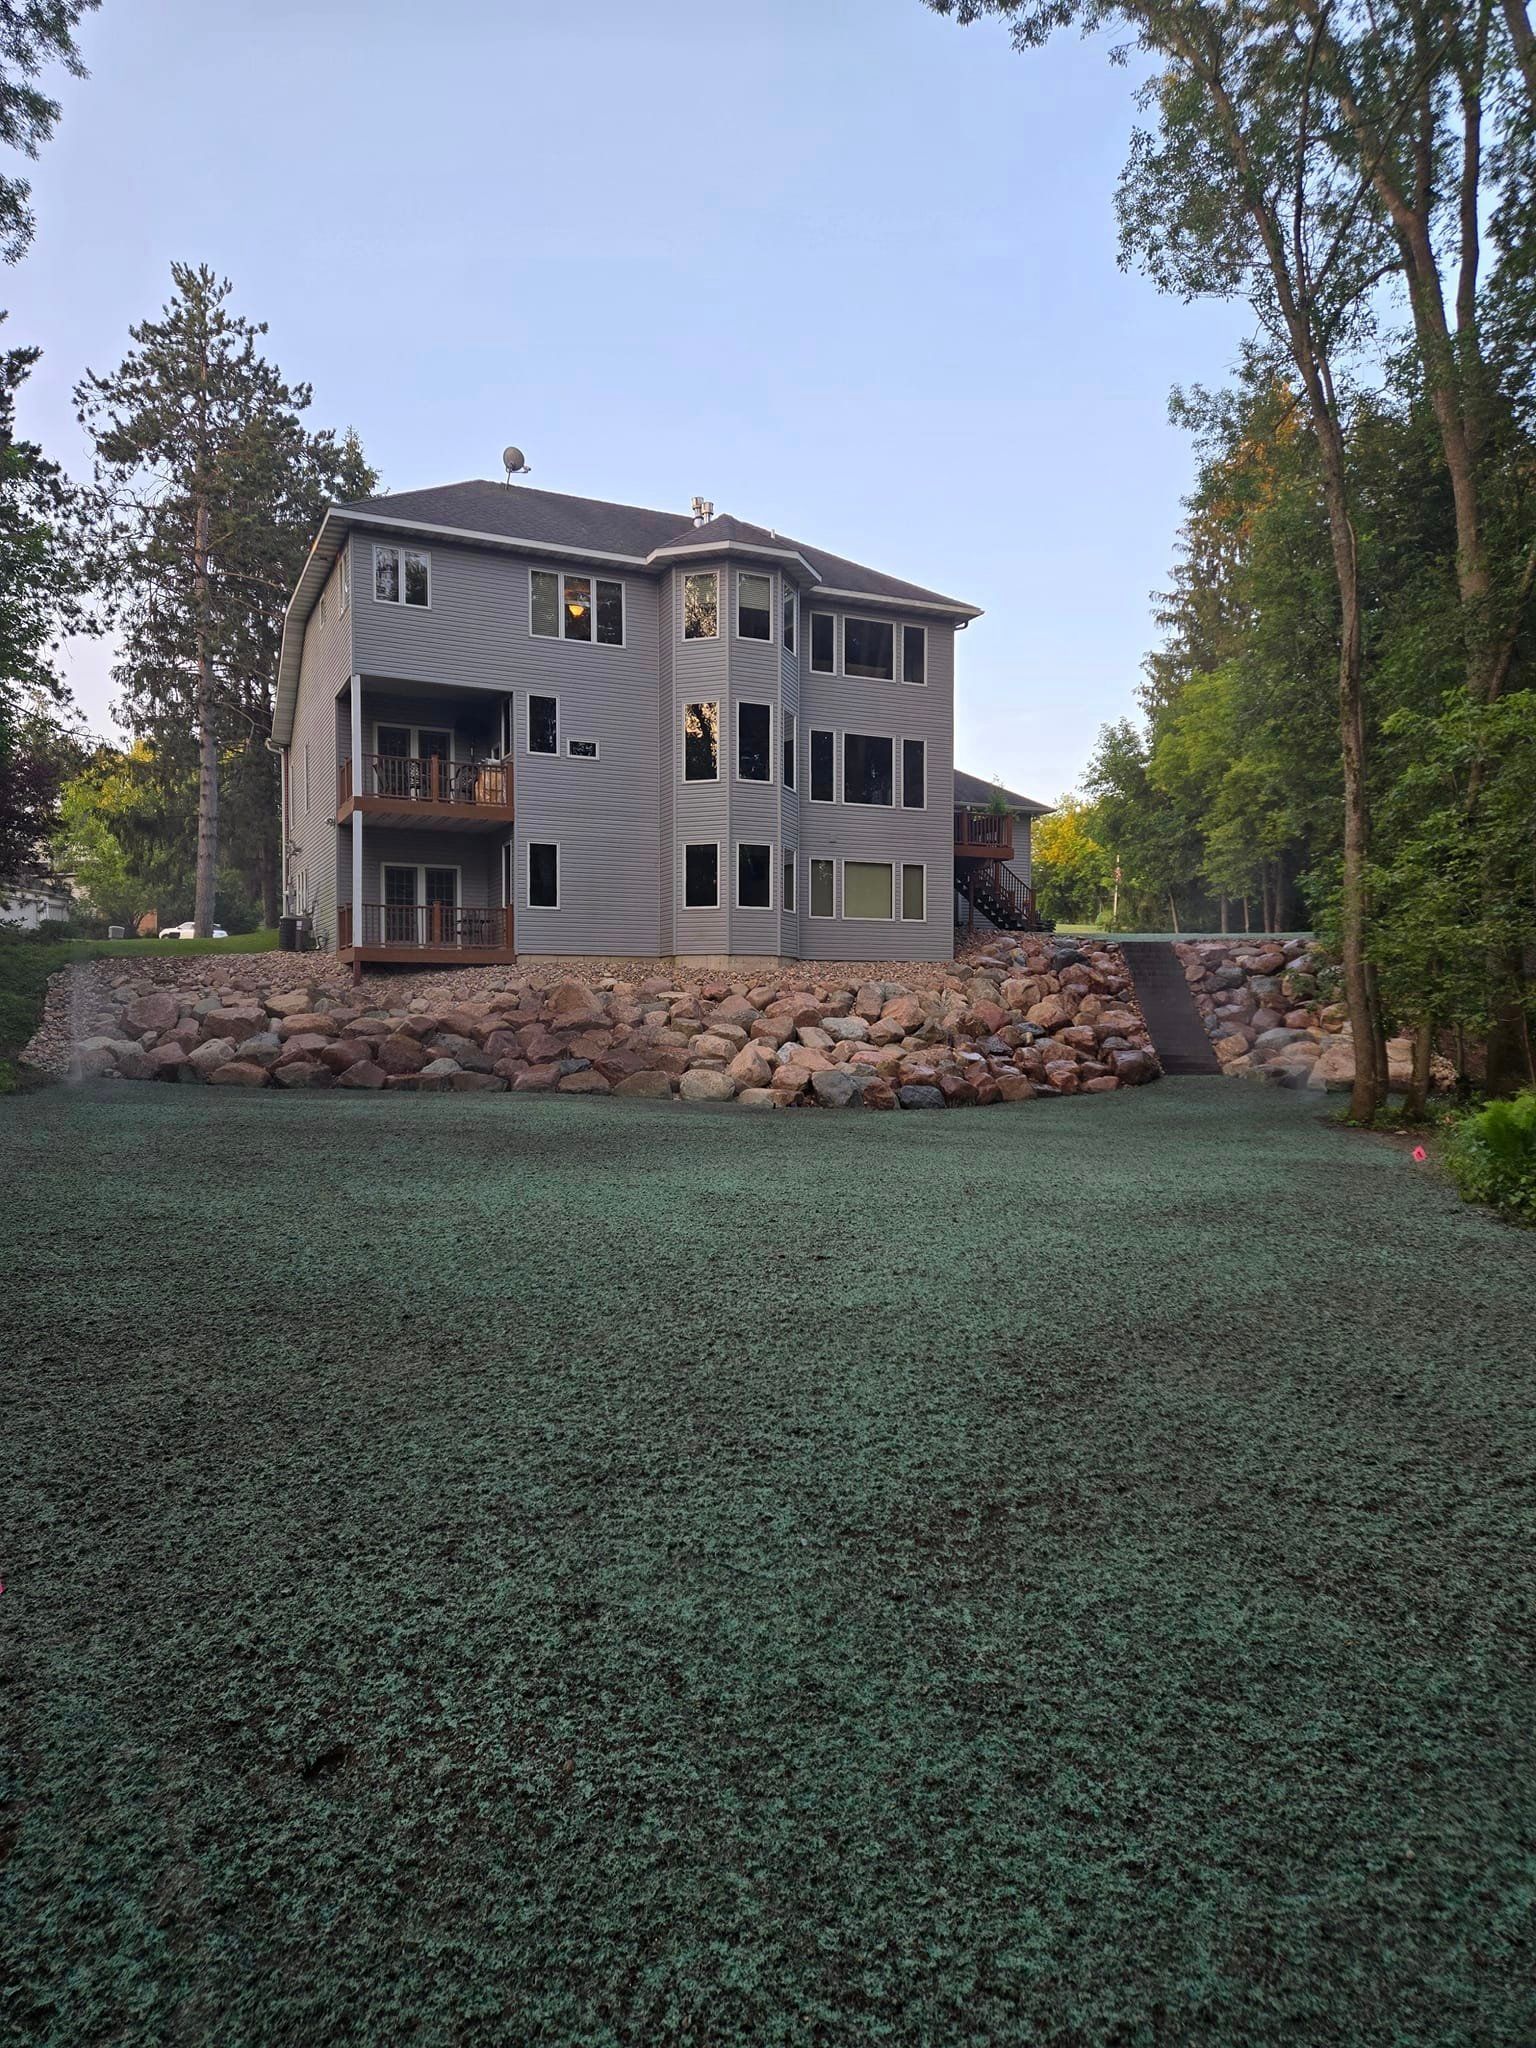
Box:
274 477 1036 966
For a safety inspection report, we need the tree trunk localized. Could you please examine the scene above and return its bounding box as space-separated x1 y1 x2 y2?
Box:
1484 946 1536 1094
1403 1019 1434 1120
1168 893 1180 934
1220 893 1229 935
1503 0 1536 109
192 495 218 937
1243 896 1251 934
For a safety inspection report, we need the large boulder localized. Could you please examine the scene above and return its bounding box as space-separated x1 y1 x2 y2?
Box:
728 1044 775 1090
121 992 180 1036
897 1084 945 1110
613 1070 675 1099
1025 994 1072 1032
811 1068 862 1109
264 989 317 1018
679 1068 737 1103
207 1060 269 1087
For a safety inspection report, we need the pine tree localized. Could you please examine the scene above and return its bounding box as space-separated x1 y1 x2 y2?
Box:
76 265 375 932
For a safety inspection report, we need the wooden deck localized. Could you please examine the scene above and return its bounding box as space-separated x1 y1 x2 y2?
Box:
337 756 515 831
337 904 516 966
954 806 1015 862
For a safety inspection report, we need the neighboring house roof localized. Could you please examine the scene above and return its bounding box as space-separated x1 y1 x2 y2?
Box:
274 481 982 745
953 769 1053 817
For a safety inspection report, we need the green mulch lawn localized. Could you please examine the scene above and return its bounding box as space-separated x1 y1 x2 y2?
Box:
0 931 279 1087
4 1080 1533 2046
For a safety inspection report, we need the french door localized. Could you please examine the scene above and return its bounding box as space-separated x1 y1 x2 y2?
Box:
375 725 451 801
382 864 459 945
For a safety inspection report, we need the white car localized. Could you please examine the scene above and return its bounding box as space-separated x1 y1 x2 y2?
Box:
158 921 229 939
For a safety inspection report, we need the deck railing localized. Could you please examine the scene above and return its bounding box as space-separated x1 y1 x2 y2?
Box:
338 755 512 810
954 806 1015 858
338 903 514 952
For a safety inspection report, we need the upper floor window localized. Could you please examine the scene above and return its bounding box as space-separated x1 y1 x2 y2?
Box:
374 544 429 607
684 571 718 639
531 569 623 645
783 588 796 652
317 590 326 630
809 728 835 803
782 709 796 790
684 701 719 780
844 732 894 806
737 702 772 782
738 572 772 641
339 551 350 614
810 612 835 674
844 617 893 682
528 694 559 755
902 624 926 685
902 737 926 809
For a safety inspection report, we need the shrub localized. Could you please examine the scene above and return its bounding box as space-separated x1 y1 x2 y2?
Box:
1443 1091 1536 1224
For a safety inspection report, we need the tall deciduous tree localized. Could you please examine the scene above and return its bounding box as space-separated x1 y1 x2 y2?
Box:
77 265 374 933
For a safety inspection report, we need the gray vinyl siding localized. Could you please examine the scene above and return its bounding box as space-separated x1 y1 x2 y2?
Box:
798 615 956 961
288 557 351 945
295 525 961 963
670 563 730 956
364 831 499 909
512 566 660 955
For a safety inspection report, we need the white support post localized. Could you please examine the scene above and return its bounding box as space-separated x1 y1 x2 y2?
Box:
350 676 363 957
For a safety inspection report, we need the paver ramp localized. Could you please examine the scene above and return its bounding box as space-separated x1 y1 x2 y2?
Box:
1119 940 1223 1076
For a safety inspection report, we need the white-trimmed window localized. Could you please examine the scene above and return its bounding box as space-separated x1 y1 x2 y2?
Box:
684 571 719 639
844 860 894 920
374 544 429 607
737 701 772 782
783 709 796 791
902 624 926 685
809 729 835 803
303 744 311 815
737 571 772 641
809 858 835 918
317 590 326 631
528 842 559 910
501 841 515 906
339 551 350 614
844 617 894 681
531 568 624 645
684 701 719 780
683 842 719 909
844 733 894 806
782 856 796 913
902 863 926 921
902 737 926 809
528 695 559 755
567 737 598 760
810 612 835 674
783 587 796 652
737 843 772 910
497 698 514 757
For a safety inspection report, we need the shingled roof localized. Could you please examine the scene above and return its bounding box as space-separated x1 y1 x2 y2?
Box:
953 769 1053 816
331 480 980 613
275 480 982 745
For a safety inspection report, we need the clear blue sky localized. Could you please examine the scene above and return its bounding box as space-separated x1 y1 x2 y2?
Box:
11 0 1250 803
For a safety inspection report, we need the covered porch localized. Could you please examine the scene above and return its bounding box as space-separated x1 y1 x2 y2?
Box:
336 675 517 968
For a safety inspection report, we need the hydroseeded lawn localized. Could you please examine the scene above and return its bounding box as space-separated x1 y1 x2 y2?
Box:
4 1081 1533 2048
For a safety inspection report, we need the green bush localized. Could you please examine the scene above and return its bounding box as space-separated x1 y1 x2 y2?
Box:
1444 1091 1536 1224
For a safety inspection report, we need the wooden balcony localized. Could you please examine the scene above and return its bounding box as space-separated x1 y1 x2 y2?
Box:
338 902 516 966
337 755 515 830
954 806 1015 862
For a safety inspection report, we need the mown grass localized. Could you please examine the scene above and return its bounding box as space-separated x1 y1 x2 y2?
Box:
4 1079 1534 2046
0 930 278 1088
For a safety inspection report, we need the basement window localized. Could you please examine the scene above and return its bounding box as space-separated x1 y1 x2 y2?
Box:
809 859 835 918
737 843 772 910
902 863 926 921
844 860 894 920
684 843 719 909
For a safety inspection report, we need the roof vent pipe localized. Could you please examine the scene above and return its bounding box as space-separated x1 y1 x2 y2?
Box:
690 496 714 526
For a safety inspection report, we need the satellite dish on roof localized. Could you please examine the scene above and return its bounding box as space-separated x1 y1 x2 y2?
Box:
502 446 531 483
